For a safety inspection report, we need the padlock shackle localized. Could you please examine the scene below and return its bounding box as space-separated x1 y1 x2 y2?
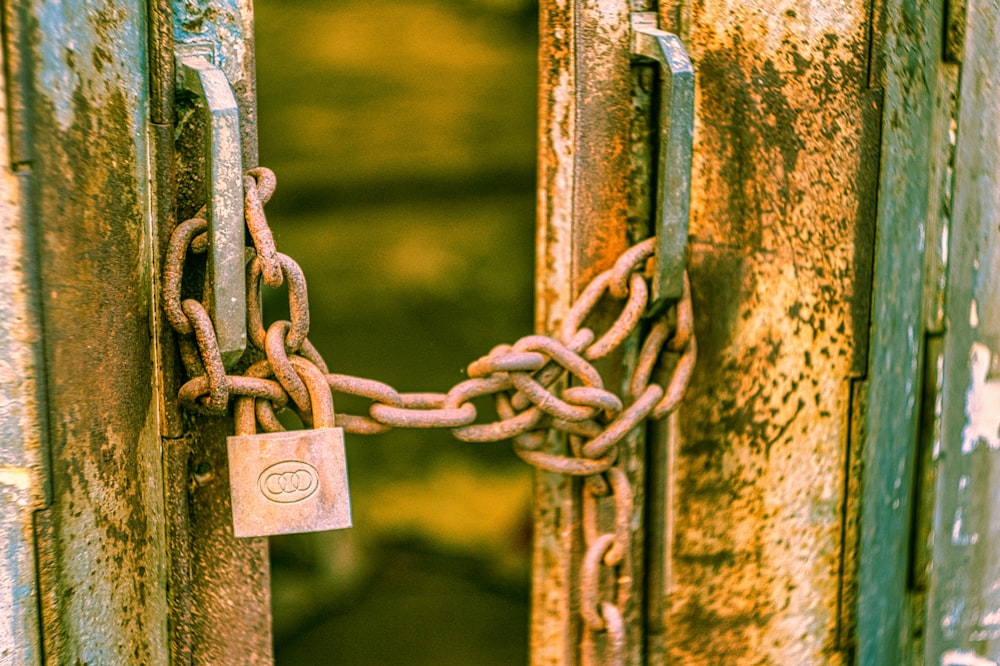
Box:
289 356 337 429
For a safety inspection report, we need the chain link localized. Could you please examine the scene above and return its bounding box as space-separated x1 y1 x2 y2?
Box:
162 166 697 662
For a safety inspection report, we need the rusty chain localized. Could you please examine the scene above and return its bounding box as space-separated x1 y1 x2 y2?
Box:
162 166 696 663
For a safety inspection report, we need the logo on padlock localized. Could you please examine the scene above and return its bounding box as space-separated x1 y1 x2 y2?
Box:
226 357 352 537
258 461 319 503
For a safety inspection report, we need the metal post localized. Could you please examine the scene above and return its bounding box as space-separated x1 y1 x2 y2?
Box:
535 0 641 661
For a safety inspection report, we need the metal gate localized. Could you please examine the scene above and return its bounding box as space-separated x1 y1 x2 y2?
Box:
0 0 998 664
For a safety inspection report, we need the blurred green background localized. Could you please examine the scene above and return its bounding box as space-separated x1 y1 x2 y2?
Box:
253 1 538 662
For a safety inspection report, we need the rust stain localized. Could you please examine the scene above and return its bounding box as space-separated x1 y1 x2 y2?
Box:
664 0 879 662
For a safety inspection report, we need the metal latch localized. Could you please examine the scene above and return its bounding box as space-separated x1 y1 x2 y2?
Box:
631 13 694 309
176 44 246 368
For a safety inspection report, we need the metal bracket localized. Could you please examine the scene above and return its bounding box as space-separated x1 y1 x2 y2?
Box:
631 12 695 307
176 49 246 369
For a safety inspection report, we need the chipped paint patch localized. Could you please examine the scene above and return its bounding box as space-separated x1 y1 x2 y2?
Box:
933 349 946 459
951 505 979 545
0 467 31 492
942 650 997 666
961 342 1000 453
943 599 964 631
982 608 1000 626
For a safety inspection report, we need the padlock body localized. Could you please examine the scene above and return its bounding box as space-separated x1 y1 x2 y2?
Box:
227 427 352 537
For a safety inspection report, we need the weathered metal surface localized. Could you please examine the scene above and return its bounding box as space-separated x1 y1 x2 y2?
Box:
13 0 170 661
150 0 183 442
162 0 274 662
0 37 46 665
855 0 944 662
536 0 642 662
921 61 961 339
180 418 274 663
921 1 1000 661
656 0 882 661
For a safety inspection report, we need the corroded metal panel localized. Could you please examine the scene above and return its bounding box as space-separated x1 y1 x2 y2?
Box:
0 33 46 665
922 0 1000 661
657 0 881 661
14 0 170 662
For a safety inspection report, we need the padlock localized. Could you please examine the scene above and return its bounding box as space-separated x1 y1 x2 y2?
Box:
226 358 352 537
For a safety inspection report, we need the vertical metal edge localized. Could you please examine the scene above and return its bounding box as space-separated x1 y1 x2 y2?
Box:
33 508 61 660
628 14 689 662
902 61 961 662
572 0 638 648
856 0 944 661
837 377 867 658
150 123 185 438
234 0 258 167
0 24 47 662
1 0 32 166
146 8 197 661
148 0 175 125
642 411 676 663
922 63 961 336
908 334 943 645
626 34 669 661
942 0 966 64
568 0 631 291
146 1 183 440
164 433 194 664
533 0 579 660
